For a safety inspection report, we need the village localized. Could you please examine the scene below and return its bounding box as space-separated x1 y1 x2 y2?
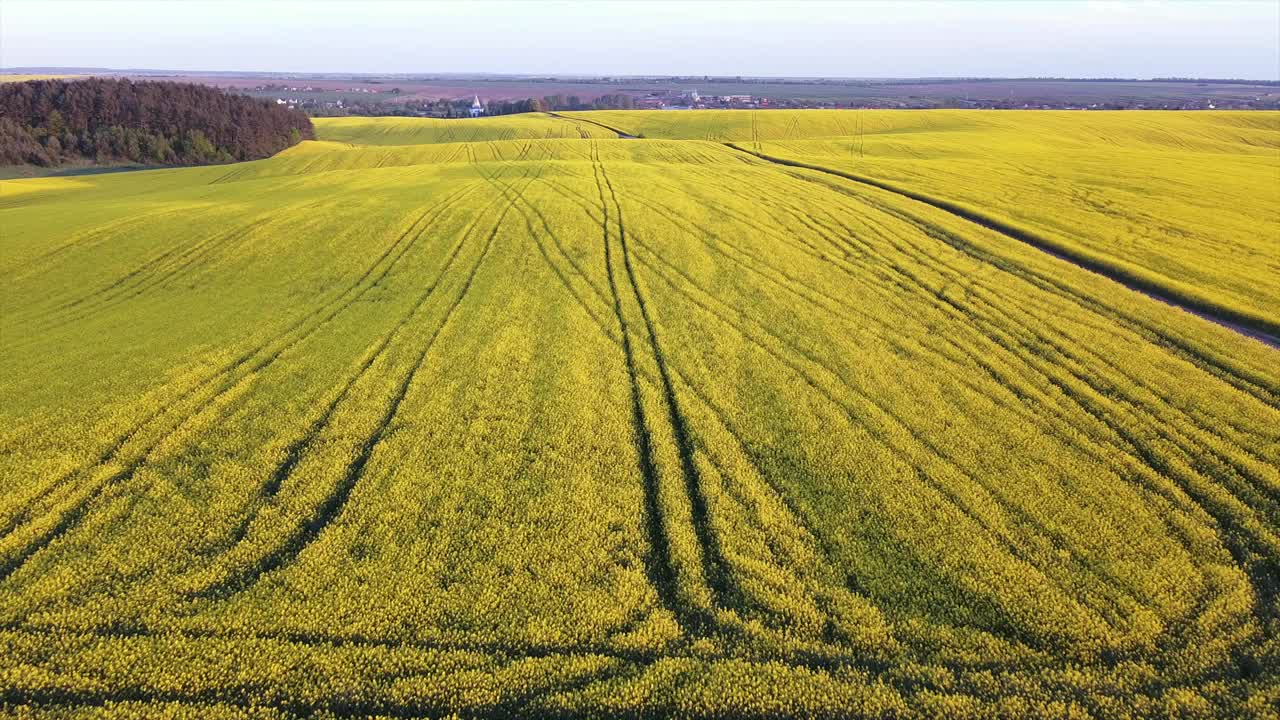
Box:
229 75 1274 117
631 89 769 109
260 86 774 116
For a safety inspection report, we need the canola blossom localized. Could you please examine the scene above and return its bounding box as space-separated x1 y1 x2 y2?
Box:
1 110 1277 718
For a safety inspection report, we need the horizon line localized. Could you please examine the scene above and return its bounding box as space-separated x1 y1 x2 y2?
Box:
4 67 1279 84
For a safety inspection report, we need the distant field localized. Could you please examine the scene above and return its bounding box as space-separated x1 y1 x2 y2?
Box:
312 114 616 144
0 73 79 83
574 109 1280 335
2 112 1277 717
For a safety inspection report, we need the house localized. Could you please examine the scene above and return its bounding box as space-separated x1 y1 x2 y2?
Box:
469 95 484 117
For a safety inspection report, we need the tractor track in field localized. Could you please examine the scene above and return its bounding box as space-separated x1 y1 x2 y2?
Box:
643 165 1279 622
196 166 540 600
0 186 479 540
484 164 842 585
486 168 864 634
580 155 882 646
619 221 1122 631
8 610 1202 700
0 619 919 716
590 148 692 631
724 143 1280 351
600 162 745 622
622 234 1154 627
715 148 1280 622
548 112 636 139
39 216 276 330
812 172 1280 407
206 174 525 563
5 207 195 282
716 163 1276 457
695 162 1279 512
0 180 493 584
4 181 481 505
775 168 1280 499
610 175 1237 630
730 163 1278 509
52 222 248 310
2 610 969 690
535 170 1161 620
675 156 1278 492
0 649 627 720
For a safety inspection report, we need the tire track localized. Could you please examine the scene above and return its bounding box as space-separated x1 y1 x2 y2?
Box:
720 164 1275 460
815 180 1280 508
678 160 1279 516
487 160 858 639
610 182 1165 635
547 112 631 139
0 616 906 708
203 177 523 569
726 144 1280 354
36 216 276 331
705 163 1279 521
53 222 251 310
589 150 693 632
655 167 1254 594
599 163 746 624
196 166 538 600
4 206 193 284
719 157 1280 623
621 226 1143 635
2 181 483 538
0 182 489 582
718 184 1271 642
490 166 860 640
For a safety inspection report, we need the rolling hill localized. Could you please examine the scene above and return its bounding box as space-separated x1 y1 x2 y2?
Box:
1 110 1277 718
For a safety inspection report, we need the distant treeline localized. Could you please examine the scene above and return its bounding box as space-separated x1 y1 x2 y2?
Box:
0 78 314 167
487 94 636 115
593 75 1280 87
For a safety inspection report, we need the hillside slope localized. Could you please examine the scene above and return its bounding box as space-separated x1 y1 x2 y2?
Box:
1 113 1277 718
570 110 1280 334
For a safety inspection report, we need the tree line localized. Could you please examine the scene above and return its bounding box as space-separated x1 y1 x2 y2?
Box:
486 94 636 115
0 78 314 167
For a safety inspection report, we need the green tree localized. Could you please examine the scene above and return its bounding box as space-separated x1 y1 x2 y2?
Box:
46 109 66 136
186 129 216 162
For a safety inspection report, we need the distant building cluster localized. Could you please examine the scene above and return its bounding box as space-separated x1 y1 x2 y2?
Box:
635 89 771 110
255 82 394 112
231 78 1275 118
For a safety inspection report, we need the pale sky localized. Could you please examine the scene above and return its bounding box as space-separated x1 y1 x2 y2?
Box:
2 0 1277 79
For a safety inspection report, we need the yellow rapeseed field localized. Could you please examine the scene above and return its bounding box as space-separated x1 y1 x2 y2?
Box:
1 111 1277 718
574 109 1280 336
312 113 617 145
0 74 81 83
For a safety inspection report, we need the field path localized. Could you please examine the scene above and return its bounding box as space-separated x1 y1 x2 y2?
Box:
549 112 636 139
